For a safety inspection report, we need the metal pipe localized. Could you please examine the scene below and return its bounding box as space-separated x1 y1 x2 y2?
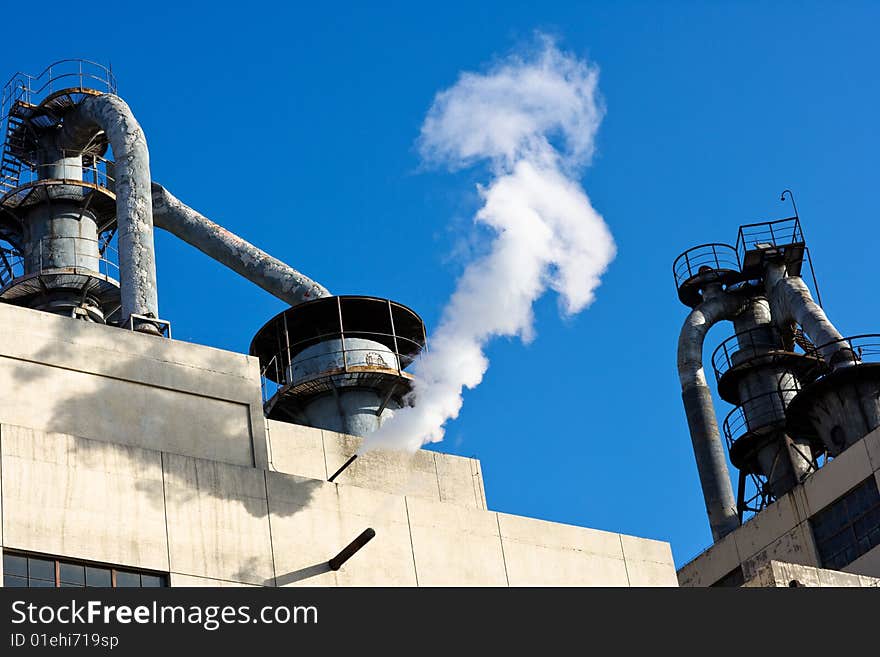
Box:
328 454 358 482
151 183 330 306
678 283 745 541
58 94 159 331
765 262 849 366
328 528 376 571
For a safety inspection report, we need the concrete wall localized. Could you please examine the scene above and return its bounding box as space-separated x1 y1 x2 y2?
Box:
266 420 487 509
0 303 267 468
0 423 677 587
679 426 880 586
743 560 880 587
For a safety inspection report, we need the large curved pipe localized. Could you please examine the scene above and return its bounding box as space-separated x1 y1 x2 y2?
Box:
678 284 745 541
765 263 849 366
151 183 330 306
58 94 158 330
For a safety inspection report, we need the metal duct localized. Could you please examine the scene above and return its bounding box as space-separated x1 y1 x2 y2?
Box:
765 263 848 366
58 94 159 330
678 283 745 541
151 183 330 306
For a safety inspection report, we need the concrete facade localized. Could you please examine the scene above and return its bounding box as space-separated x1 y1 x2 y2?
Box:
0 303 267 469
678 426 880 586
0 303 677 587
743 560 880 587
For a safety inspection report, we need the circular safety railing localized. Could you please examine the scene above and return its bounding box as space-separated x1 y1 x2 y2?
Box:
672 243 740 289
672 243 741 306
805 334 880 368
250 296 427 405
0 235 119 289
722 389 796 450
1 59 116 116
711 326 786 383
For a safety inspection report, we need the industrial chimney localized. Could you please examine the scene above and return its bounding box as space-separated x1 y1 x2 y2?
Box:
673 213 880 541
250 296 426 437
0 60 429 441
0 61 123 324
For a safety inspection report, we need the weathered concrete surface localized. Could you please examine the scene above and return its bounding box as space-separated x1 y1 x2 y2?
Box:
434 451 486 509
802 439 873 513
499 514 626 586
732 495 799 559
676 530 741 587
0 304 675 587
679 426 880 586
268 472 417 587
268 420 487 509
744 560 880 587
1 425 168 571
163 453 275 586
620 534 679 586
168 574 258 587
865 427 880 471
407 497 508 586
0 303 267 468
0 420 677 587
266 421 327 481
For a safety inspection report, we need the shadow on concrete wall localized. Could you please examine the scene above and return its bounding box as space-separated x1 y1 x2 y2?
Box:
4 313 327 585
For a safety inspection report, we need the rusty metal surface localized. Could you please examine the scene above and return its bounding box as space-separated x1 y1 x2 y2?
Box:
151 182 330 306
677 284 747 541
58 94 159 328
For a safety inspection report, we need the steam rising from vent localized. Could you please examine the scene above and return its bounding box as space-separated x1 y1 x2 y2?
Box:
363 37 616 452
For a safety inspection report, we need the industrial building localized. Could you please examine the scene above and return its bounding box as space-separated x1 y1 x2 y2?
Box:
2 59 876 589
674 216 880 586
0 60 678 588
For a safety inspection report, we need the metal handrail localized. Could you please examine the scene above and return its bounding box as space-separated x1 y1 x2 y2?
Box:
1 236 119 288
0 246 21 287
285 329 424 354
711 325 797 382
3 149 115 193
259 343 424 404
672 242 739 289
735 216 803 262
1 59 116 118
722 388 800 448
805 334 880 367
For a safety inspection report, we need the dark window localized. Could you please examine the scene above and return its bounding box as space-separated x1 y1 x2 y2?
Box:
59 563 84 586
711 566 745 587
85 566 111 587
115 571 141 588
2 551 168 588
811 477 880 570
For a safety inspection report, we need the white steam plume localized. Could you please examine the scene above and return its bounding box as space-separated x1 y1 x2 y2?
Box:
364 38 616 452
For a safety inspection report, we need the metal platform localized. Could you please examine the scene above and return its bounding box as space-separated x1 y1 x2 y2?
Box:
711 326 826 404
672 243 742 307
251 295 427 417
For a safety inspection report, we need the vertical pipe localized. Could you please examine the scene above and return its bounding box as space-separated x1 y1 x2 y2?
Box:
678 284 745 541
58 94 159 331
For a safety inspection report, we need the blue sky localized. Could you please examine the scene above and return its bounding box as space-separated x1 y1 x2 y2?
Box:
6 1 880 565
